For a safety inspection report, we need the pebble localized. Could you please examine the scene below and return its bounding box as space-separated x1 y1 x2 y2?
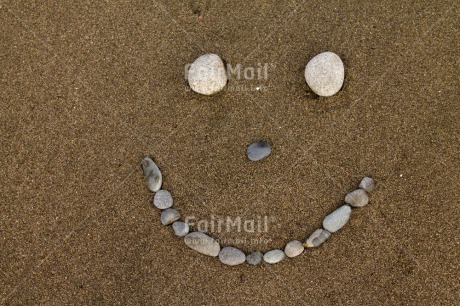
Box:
184 232 220 257
359 177 375 193
263 249 286 264
304 228 331 248
160 208 180 225
246 252 263 265
187 53 227 95
219 247 246 266
284 240 304 258
322 205 352 233
172 221 189 237
153 190 173 209
345 189 369 208
141 157 162 192
247 140 271 161
304 51 345 97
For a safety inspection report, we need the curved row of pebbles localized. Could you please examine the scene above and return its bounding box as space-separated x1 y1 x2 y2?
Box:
141 157 375 266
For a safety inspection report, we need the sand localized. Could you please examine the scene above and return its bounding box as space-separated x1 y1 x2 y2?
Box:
1 0 459 304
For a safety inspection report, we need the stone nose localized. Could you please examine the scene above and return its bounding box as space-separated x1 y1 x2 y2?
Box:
247 140 272 161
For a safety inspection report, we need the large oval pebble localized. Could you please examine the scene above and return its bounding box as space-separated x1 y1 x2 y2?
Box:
305 51 345 97
263 249 286 264
247 140 271 161
219 247 246 266
284 240 304 258
141 157 162 192
187 53 227 95
184 232 220 257
322 205 352 233
345 189 369 208
304 228 331 248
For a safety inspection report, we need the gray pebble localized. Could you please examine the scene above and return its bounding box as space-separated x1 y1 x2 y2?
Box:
359 177 375 193
263 249 286 264
322 205 352 233
345 189 369 208
305 51 345 97
184 232 220 257
172 221 189 237
141 157 162 192
247 140 271 161
304 228 331 248
187 53 227 95
153 190 173 209
284 240 304 258
246 252 263 265
160 208 180 225
219 247 246 266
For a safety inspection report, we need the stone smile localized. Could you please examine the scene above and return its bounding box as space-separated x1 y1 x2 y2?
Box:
141 156 375 266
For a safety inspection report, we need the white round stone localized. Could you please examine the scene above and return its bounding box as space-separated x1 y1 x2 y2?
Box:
172 221 189 237
263 249 286 264
184 232 220 257
187 53 227 95
359 177 375 193
160 208 180 225
153 190 173 209
345 189 369 208
247 140 271 161
284 240 304 258
141 157 162 192
305 51 345 97
322 205 352 233
219 247 246 266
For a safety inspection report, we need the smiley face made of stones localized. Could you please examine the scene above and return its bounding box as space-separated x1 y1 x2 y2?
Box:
141 52 373 266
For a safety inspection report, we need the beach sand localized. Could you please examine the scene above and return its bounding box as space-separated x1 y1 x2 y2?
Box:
1 0 459 304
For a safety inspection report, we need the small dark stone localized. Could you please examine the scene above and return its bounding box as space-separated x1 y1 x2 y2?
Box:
247 140 271 161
